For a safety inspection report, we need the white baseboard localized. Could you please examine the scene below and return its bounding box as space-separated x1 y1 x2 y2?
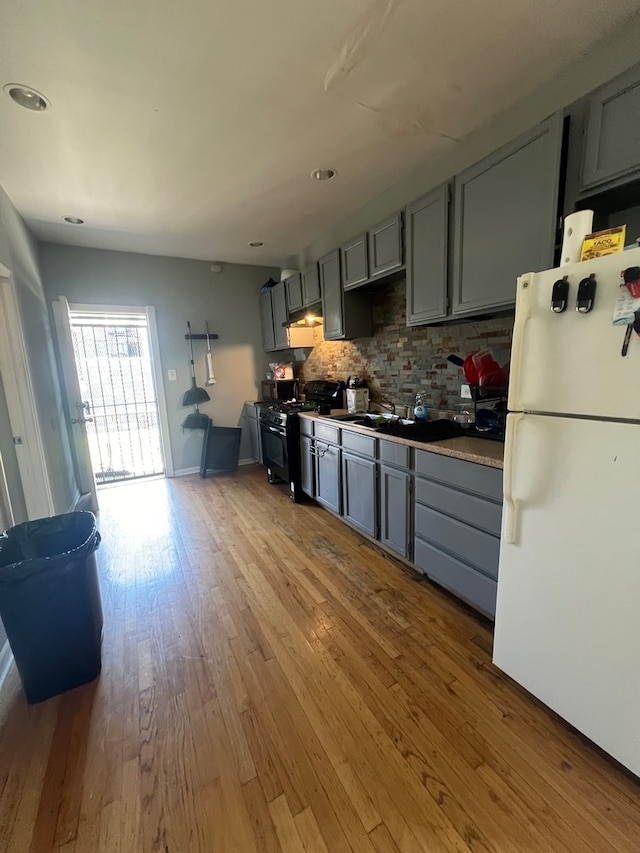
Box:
172 467 201 477
0 640 13 694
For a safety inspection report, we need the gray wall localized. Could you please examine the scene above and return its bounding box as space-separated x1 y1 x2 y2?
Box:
293 14 640 267
38 243 278 472
0 186 76 517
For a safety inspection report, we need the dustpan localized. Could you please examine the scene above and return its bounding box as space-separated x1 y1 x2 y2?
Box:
182 321 210 406
181 411 211 430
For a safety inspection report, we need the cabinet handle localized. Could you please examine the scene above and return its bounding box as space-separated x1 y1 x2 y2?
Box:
503 412 523 545
509 275 532 412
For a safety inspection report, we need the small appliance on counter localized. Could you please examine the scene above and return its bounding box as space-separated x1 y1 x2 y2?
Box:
346 387 369 413
261 379 299 402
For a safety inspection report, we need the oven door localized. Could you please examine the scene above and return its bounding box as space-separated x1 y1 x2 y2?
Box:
260 421 289 480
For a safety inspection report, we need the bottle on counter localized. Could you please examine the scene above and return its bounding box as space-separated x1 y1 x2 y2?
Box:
414 392 427 422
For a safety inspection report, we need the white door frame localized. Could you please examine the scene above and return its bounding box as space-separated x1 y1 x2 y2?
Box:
0 268 55 519
68 302 174 477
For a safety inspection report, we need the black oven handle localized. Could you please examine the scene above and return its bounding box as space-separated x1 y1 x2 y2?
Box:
263 424 285 436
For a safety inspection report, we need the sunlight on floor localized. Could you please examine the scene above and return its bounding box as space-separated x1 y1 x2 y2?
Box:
96 477 176 585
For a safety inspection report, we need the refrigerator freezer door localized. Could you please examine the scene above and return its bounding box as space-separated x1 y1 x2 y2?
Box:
509 246 640 420
494 412 640 775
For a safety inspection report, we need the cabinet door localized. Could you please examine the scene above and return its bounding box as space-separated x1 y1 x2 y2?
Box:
300 435 315 497
315 441 341 513
286 273 303 312
379 464 410 558
452 113 563 317
582 64 640 191
341 452 377 538
301 264 321 306
342 234 369 290
319 250 344 340
406 184 449 325
271 281 290 350
368 213 403 278
259 290 275 351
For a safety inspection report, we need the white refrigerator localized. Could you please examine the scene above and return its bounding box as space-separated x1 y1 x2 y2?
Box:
493 247 640 777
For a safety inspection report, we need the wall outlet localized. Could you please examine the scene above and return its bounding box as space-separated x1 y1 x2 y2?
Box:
168 369 177 381
460 384 472 399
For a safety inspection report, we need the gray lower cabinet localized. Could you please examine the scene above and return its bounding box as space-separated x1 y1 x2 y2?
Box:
259 282 289 352
301 434 315 497
301 264 321 307
379 463 410 558
582 63 640 192
315 439 341 513
406 183 449 325
341 451 377 538
452 113 564 317
286 273 303 312
368 212 403 278
319 249 372 341
342 234 369 290
413 450 502 619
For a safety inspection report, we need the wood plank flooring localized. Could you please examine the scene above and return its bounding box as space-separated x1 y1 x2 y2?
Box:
1 467 639 852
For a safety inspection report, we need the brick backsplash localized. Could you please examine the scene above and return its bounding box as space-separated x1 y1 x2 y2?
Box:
293 278 513 410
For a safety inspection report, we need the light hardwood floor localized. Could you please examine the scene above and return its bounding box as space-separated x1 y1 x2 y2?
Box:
1 467 639 852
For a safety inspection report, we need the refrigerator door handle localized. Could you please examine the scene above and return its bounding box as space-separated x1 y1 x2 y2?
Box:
509 275 534 412
503 412 524 545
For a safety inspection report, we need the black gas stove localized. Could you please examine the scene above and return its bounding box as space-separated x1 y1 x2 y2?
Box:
260 380 343 501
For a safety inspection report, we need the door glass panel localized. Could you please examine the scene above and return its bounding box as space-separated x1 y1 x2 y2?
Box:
69 311 164 484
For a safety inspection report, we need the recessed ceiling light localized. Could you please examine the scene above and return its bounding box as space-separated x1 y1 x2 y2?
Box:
3 84 49 111
63 216 85 225
311 168 337 181
248 241 264 248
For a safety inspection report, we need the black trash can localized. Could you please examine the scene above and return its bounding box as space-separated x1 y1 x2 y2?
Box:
0 511 103 704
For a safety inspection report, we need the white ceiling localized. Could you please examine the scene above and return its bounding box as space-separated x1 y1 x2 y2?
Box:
1 1 639 266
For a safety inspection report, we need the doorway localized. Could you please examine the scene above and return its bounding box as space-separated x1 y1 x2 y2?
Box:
68 309 165 484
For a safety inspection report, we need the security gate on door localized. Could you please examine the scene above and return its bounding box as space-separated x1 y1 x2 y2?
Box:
69 311 164 484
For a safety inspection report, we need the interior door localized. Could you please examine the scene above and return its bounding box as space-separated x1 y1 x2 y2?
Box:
494 412 640 776
52 297 99 512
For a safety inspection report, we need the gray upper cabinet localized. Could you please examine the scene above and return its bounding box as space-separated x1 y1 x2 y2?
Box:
319 249 372 341
368 212 403 278
582 64 640 192
286 273 303 313
260 282 289 351
452 113 563 317
406 183 449 326
271 281 289 350
319 249 344 339
259 289 275 351
301 264 321 306
341 234 369 290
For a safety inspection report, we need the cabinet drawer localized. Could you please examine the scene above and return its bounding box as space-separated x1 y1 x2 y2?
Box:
414 477 502 536
414 450 502 501
342 430 376 458
315 422 340 444
414 538 497 618
299 418 314 437
379 440 409 468
414 504 499 579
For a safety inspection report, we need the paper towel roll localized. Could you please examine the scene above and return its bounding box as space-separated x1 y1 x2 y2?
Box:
560 210 594 266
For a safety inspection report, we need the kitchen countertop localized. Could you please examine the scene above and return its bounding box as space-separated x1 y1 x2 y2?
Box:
298 411 504 469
